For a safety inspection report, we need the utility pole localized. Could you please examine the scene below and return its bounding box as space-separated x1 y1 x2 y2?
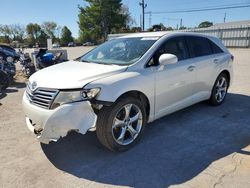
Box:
139 0 147 31
149 11 152 28
224 13 227 23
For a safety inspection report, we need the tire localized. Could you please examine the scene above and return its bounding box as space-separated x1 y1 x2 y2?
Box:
209 73 229 106
0 71 10 90
96 97 147 152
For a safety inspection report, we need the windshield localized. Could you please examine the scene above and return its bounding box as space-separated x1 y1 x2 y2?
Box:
80 37 158 65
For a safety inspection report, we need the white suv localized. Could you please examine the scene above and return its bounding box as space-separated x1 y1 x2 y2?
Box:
23 32 233 151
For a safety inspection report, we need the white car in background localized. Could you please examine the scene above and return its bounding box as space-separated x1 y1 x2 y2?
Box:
22 32 233 151
52 43 60 48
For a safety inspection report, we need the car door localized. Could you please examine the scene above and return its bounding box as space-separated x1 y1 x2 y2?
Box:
151 36 197 119
185 36 224 100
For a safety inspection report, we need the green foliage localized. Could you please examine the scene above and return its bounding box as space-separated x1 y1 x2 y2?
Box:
41 21 57 39
198 21 213 28
78 0 130 43
179 26 187 30
130 27 142 33
0 24 26 44
0 36 9 44
37 30 49 47
61 26 74 46
166 27 174 31
26 23 43 45
147 23 167 32
1 22 72 47
26 22 60 47
0 25 11 43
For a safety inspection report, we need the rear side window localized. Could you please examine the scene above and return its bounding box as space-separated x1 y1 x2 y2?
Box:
209 40 224 54
186 36 212 57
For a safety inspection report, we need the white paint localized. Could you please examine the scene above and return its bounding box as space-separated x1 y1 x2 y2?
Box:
22 32 233 144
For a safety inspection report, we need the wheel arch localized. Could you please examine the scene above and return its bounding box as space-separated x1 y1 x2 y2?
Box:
220 70 231 86
115 90 150 121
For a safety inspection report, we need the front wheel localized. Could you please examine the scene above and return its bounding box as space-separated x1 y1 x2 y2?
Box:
209 73 229 106
96 97 147 152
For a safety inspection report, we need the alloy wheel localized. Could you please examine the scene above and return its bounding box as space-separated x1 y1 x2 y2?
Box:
112 104 143 146
215 76 228 103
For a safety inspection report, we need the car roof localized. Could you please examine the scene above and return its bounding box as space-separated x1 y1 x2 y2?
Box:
118 31 172 38
118 31 213 39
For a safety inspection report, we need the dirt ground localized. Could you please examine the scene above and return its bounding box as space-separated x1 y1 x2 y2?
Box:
0 48 250 188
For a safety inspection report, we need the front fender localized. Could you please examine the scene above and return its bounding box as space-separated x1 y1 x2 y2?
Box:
85 70 155 122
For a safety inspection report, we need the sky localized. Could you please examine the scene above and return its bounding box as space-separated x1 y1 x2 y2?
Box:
0 0 250 37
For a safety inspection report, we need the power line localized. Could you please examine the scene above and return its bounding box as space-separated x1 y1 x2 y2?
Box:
149 4 250 14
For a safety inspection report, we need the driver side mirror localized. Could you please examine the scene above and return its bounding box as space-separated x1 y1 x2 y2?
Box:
159 53 178 65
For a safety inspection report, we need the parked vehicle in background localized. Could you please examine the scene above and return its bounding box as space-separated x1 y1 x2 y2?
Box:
52 43 60 48
83 42 94 46
0 54 16 90
68 42 75 47
19 50 36 77
0 56 10 91
35 48 66 69
0 44 20 61
75 42 82 46
4 56 16 82
23 32 233 152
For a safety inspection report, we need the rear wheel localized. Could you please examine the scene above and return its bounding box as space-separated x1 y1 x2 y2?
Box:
96 97 147 152
209 73 229 106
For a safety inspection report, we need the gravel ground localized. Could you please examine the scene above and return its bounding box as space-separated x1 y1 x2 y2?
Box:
0 48 250 188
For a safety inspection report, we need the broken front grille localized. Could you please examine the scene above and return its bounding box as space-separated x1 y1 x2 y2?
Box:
26 84 59 109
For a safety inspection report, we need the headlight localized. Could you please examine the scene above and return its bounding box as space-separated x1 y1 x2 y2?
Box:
51 88 100 109
81 88 101 99
6 56 14 63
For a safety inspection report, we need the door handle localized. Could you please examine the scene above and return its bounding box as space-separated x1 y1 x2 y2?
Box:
213 59 219 64
187 65 195 72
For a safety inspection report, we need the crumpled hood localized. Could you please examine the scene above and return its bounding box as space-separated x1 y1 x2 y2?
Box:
29 61 127 89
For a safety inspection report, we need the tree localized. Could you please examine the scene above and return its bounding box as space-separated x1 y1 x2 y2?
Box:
198 21 213 28
10 24 25 42
166 27 174 31
26 23 42 45
61 26 74 46
0 24 26 43
78 0 130 42
0 36 9 43
41 21 57 39
130 27 142 33
0 25 11 43
147 23 166 32
179 26 187 30
37 30 49 47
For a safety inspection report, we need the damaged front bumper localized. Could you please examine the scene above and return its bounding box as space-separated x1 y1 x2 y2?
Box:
22 91 97 144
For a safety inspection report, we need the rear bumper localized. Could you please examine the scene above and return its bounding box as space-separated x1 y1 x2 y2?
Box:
22 91 97 144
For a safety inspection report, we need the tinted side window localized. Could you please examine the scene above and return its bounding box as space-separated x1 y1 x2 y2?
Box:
158 37 189 61
186 36 212 57
209 40 223 54
147 37 189 67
